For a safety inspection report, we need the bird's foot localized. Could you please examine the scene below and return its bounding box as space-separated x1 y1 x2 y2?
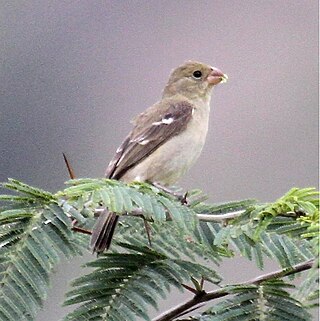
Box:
152 182 189 205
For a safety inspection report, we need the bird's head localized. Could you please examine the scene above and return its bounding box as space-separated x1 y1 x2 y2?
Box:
163 61 228 100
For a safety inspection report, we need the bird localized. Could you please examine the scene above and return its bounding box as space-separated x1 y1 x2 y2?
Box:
90 61 228 253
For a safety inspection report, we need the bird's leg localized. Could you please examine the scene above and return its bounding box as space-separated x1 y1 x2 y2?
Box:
152 182 189 205
143 219 152 247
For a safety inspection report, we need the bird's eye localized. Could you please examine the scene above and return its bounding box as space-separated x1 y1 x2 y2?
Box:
192 70 202 79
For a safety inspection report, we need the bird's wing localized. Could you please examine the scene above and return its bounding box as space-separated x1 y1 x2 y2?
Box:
105 101 194 179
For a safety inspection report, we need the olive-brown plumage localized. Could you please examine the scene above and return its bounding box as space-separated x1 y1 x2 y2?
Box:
91 61 227 253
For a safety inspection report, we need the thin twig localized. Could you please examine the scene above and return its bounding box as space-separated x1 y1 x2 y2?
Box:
71 219 92 235
63 153 76 179
196 210 245 221
93 207 245 222
152 259 315 321
71 225 92 235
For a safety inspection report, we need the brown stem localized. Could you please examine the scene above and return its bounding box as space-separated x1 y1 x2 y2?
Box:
62 153 76 179
71 226 92 235
152 259 314 321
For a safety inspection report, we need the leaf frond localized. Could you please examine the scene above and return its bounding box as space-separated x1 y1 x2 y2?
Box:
0 180 85 321
200 280 312 321
64 241 221 321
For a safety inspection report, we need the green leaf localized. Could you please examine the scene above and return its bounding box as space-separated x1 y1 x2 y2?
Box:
64 240 221 321
201 280 312 321
0 180 85 321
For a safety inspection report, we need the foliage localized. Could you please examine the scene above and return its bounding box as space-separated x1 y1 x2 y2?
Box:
0 179 85 321
0 178 318 321
199 280 312 321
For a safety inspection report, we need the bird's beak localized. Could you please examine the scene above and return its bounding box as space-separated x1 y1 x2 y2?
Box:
207 67 228 85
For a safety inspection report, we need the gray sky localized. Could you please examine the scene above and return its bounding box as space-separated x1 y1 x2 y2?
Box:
0 1 318 320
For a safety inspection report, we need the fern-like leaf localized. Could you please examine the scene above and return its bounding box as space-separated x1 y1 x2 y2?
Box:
0 179 84 321
59 179 198 231
64 241 221 321
199 280 312 321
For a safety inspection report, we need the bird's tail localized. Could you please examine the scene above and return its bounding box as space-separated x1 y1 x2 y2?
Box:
90 209 119 253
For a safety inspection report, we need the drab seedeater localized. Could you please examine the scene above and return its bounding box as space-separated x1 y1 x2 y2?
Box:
91 61 228 253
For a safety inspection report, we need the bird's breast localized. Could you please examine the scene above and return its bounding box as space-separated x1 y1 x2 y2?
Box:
121 106 210 185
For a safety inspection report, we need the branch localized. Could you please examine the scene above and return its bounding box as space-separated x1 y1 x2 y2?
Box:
196 210 245 221
94 208 245 222
152 259 315 321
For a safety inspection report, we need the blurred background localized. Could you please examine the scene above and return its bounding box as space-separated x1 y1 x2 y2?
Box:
0 1 318 320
